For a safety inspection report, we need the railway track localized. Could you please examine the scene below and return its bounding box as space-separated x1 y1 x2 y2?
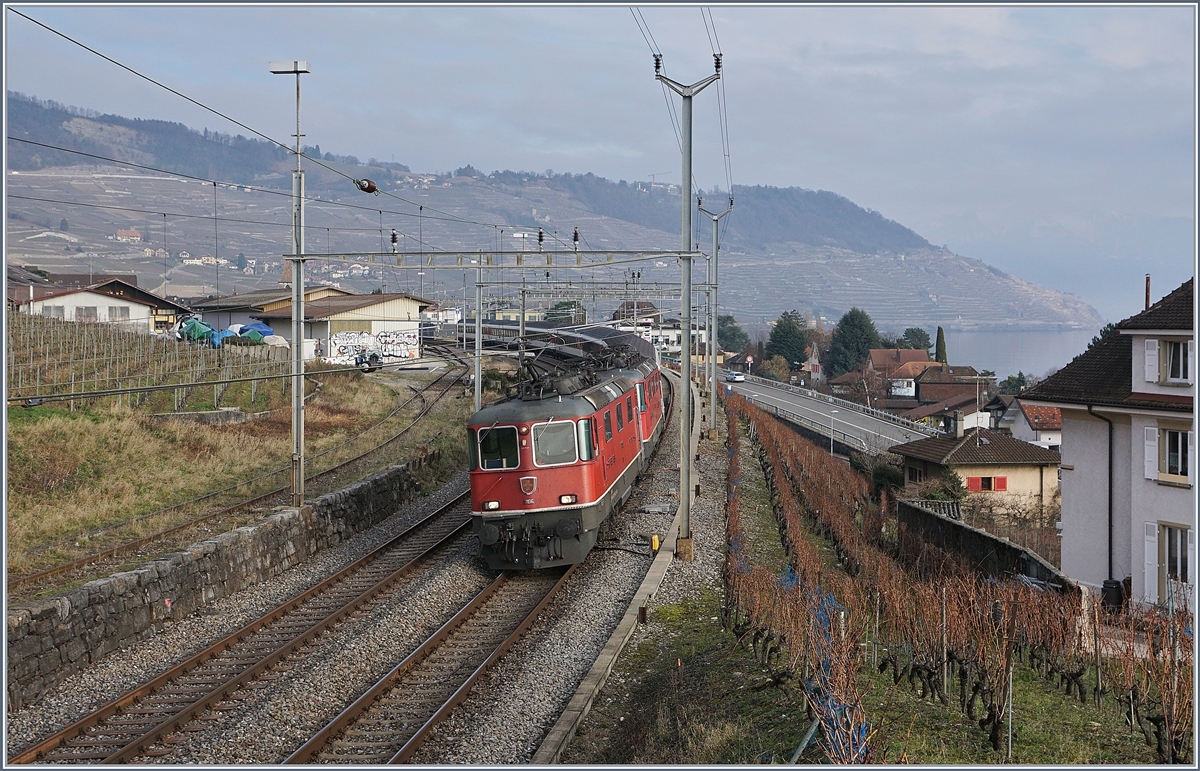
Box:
7 356 468 592
286 565 577 764
7 491 473 765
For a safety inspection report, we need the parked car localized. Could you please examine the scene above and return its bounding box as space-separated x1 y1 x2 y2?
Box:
355 351 383 373
726 371 746 382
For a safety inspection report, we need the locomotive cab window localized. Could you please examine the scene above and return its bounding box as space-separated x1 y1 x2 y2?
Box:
616 404 624 431
637 384 647 412
626 396 635 423
577 418 594 461
533 420 578 466
478 426 519 470
603 411 613 442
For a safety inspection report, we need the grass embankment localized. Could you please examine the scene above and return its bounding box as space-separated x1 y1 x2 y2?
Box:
566 412 1159 764
6 365 476 597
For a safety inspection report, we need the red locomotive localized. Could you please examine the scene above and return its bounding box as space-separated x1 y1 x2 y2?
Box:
468 349 668 569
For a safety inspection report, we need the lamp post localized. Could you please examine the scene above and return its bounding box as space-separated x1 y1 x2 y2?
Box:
830 409 838 456
270 59 309 508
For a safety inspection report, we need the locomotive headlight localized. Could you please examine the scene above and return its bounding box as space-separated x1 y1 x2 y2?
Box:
559 494 577 504
484 500 501 511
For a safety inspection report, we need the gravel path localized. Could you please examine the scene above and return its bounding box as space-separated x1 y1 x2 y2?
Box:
5 472 471 758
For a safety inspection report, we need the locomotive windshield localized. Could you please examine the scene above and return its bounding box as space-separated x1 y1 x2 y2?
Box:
532 420 577 466
477 426 519 470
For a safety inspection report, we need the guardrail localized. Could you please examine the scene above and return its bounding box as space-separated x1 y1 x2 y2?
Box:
744 395 868 453
736 372 941 436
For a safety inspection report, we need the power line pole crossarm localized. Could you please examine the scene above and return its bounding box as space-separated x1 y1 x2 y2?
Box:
655 53 720 563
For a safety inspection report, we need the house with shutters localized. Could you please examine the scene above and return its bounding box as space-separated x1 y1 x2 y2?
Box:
1023 278 1194 608
891 427 1060 514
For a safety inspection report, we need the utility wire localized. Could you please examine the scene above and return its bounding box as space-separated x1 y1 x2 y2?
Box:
7 9 571 243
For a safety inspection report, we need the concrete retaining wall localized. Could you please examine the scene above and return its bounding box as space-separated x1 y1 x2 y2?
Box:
897 499 1070 588
6 451 439 711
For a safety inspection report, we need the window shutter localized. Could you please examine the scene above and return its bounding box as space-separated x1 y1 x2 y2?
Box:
1189 431 1195 484
967 476 982 492
1188 529 1195 586
1189 340 1196 384
1145 522 1159 604
1145 339 1159 383
1145 427 1159 480
994 476 1007 491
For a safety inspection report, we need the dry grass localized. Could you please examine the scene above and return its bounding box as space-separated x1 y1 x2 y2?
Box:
5 369 401 576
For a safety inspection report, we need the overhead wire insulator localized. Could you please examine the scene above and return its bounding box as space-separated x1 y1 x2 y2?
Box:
355 178 378 194
573 227 579 252
714 54 722 73
390 229 398 253
538 227 544 251
654 54 662 75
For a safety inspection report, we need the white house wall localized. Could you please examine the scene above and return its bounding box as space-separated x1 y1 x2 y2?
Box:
1129 412 1195 603
27 291 152 332
1059 408 1133 592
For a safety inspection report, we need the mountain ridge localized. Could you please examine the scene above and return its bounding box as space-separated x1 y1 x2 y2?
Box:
5 91 1104 332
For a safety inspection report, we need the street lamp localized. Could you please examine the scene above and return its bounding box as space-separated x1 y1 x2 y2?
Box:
270 59 309 508
830 409 839 456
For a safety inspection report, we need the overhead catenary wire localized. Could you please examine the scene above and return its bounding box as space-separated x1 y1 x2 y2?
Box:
6 10 581 245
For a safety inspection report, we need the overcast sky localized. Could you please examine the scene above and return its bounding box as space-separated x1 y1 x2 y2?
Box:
4 4 1196 322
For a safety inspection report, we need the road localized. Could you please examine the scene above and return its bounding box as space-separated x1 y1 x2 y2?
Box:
725 374 939 455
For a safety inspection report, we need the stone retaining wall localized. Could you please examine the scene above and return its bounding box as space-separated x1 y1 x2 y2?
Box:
897 499 1070 589
6 449 440 711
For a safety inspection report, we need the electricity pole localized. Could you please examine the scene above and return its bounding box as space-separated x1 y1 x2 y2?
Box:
656 53 720 561
699 196 732 439
271 60 309 508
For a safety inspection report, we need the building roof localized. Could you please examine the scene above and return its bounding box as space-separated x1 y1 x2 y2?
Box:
890 360 941 380
190 286 354 311
1119 278 1193 331
1019 402 1062 431
869 348 930 373
87 278 192 313
19 286 157 308
915 364 983 383
42 272 139 288
891 428 1061 467
901 392 980 421
1023 278 1193 413
253 293 433 321
983 394 1016 413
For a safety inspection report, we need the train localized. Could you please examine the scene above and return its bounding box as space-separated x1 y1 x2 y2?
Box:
466 327 670 570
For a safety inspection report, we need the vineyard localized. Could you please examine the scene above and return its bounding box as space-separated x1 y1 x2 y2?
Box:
723 393 1193 763
6 311 293 413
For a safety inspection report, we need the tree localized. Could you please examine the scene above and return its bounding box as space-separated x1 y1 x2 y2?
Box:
758 355 791 382
998 371 1027 394
934 326 947 363
826 307 880 378
236 253 246 271
547 300 585 324
717 314 750 353
765 310 809 368
902 327 932 352
58 218 69 232
1088 322 1117 351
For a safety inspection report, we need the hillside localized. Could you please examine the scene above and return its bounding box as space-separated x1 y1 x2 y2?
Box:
5 92 1104 331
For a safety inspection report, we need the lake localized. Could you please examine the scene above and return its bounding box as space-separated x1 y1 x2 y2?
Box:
941 328 1099 381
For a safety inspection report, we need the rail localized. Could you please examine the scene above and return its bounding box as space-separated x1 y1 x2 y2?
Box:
8 492 472 765
738 372 941 436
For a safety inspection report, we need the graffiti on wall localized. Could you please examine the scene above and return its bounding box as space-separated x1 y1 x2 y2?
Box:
326 329 419 363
